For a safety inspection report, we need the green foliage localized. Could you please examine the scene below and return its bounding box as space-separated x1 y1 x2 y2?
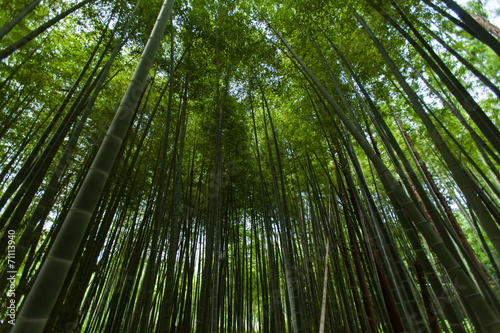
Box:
1 0 500 332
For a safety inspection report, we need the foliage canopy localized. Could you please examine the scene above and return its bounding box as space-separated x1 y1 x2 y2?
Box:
1 0 500 332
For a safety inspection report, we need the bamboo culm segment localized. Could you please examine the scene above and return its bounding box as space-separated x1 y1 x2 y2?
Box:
11 0 176 331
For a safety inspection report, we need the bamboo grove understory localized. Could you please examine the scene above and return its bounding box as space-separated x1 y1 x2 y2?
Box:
1 0 500 331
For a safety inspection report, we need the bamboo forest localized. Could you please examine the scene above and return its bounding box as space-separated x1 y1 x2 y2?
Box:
2 0 500 331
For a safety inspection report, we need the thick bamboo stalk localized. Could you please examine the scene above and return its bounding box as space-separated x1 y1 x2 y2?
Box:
11 0 176 331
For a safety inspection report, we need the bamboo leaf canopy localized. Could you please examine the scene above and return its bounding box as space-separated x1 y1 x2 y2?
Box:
0 0 500 332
